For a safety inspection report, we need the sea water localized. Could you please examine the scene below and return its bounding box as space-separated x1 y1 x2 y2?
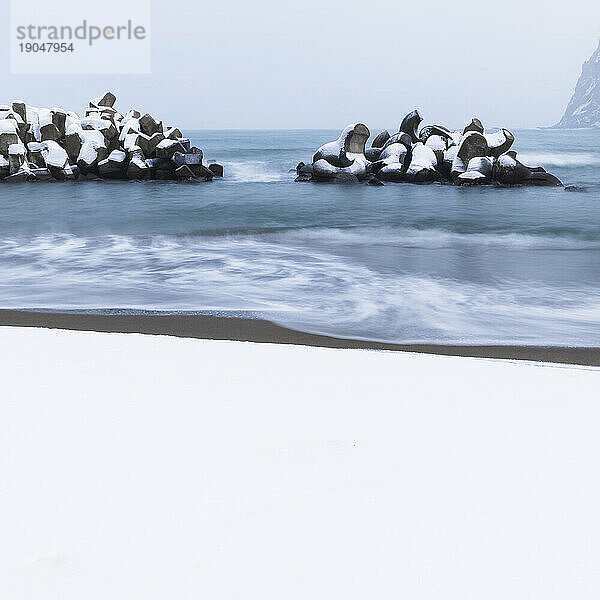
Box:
0 128 599 345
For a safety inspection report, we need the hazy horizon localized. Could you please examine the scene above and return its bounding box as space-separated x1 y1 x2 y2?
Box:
2 0 600 130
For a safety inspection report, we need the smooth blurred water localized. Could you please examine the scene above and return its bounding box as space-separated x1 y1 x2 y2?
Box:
0 128 599 345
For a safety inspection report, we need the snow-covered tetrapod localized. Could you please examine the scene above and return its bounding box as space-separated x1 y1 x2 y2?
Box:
0 92 223 182
296 111 562 187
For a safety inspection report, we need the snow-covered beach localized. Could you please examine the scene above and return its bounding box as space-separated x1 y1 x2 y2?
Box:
2 326 599 599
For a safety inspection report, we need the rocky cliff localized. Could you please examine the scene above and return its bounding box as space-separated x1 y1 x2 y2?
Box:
554 41 600 128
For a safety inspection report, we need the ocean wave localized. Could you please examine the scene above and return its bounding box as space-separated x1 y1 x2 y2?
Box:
517 152 600 168
267 227 600 250
1 232 600 345
224 160 286 182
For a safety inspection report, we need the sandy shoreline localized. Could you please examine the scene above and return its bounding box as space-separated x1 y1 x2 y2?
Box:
0 309 598 366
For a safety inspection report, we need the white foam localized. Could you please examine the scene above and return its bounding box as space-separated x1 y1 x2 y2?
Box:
518 152 600 167
226 161 285 182
1 231 599 346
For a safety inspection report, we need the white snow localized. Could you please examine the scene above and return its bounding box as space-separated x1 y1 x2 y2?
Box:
0 155 8 167
40 140 69 168
444 145 458 162
77 130 107 165
164 126 180 138
407 142 437 173
499 153 518 168
156 138 178 150
2 327 599 600
425 134 447 151
66 122 84 138
7 111 24 124
124 132 141 150
37 108 53 127
458 170 486 180
108 149 127 163
119 119 141 142
8 143 26 155
484 128 510 148
80 117 111 131
129 148 147 169
379 142 408 166
25 105 40 125
0 119 18 134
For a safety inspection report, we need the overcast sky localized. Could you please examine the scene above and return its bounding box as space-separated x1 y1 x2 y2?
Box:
2 0 600 129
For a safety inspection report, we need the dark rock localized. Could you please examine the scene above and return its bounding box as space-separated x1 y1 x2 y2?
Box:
318 147 353 168
493 152 531 185
485 129 515 158
155 169 176 180
139 113 162 136
175 164 197 179
330 173 360 184
26 144 46 168
371 142 410 175
196 164 214 180
126 147 150 180
0 130 20 154
371 130 391 148
377 164 406 182
32 167 54 181
457 157 494 185
177 138 191 153
399 110 422 143
91 92 117 108
0 156 8 179
40 123 60 142
85 172 103 181
452 132 489 181
380 132 413 152
419 124 453 142
51 110 67 136
64 130 83 162
165 127 183 140
208 163 224 177
4 168 35 182
172 151 203 167
524 171 563 187
313 123 370 164
493 152 563 186
8 147 26 174
365 147 382 162
98 150 127 178
295 173 313 182
405 143 444 183
463 118 484 134
156 139 187 159
11 101 27 123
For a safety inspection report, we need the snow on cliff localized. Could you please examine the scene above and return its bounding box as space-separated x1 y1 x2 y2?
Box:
554 40 600 128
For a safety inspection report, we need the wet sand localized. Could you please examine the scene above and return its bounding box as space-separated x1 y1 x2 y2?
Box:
0 309 598 366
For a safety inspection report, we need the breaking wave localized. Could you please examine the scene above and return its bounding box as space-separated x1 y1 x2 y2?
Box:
224 160 286 182
1 230 600 345
517 152 600 168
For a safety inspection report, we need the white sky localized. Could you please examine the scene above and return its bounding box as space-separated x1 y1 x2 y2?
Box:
1 0 600 129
